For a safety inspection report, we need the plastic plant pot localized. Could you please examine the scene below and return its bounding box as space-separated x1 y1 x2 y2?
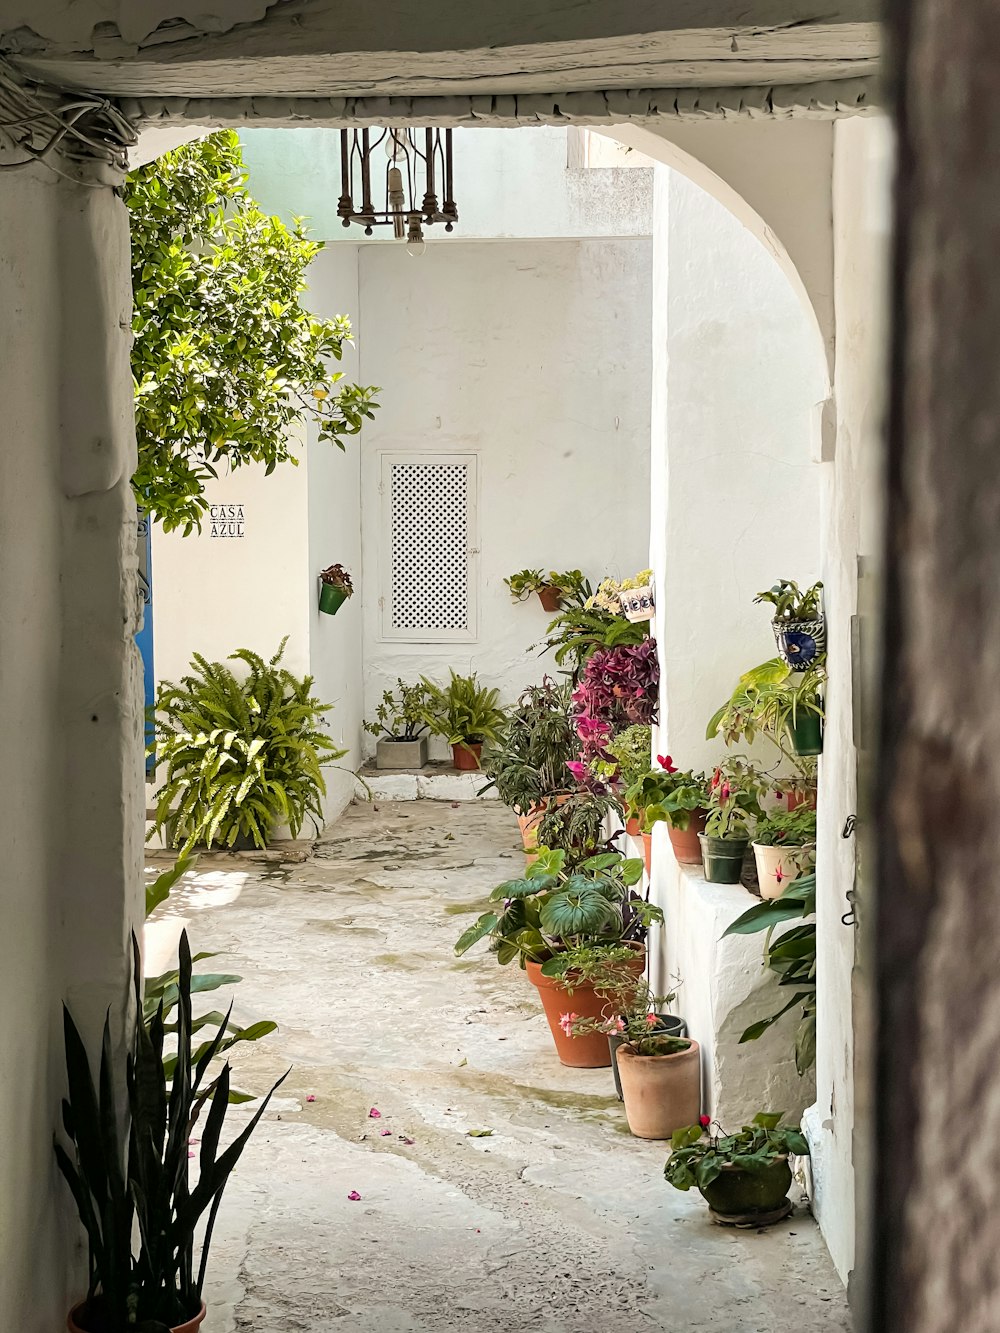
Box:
319 583 349 616
699 834 749 885
787 709 823 756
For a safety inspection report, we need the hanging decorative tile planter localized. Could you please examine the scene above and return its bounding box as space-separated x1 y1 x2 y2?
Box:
619 583 655 623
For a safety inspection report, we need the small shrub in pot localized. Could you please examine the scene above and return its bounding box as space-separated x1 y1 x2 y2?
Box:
699 757 767 884
751 804 817 899
364 678 433 770
419 670 505 770
665 1112 809 1225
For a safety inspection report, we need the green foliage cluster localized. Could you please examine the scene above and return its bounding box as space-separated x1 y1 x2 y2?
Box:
479 678 578 813
454 846 661 970
707 657 826 773
595 723 652 790
754 579 824 622
150 639 344 852
56 933 285 1332
419 670 505 746
752 804 817 848
724 872 817 1073
535 790 622 864
363 678 433 741
126 131 379 533
624 766 710 834
665 1112 809 1192
536 605 648 676
504 569 591 605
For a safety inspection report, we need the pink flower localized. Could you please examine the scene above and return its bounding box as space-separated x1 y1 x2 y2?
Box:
559 1012 579 1036
656 754 677 774
699 1115 711 1129
399 1135 415 1145
645 1013 659 1027
347 1190 362 1202
368 1107 382 1119
306 1094 316 1103
380 1129 391 1137
720 783 731 802
774 864 785 884
611 1017 626 1033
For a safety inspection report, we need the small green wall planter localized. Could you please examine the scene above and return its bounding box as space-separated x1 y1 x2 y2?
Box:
319 584 350 616
788 709 823 756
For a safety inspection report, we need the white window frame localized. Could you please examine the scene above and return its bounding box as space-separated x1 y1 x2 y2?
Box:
378 450 479 644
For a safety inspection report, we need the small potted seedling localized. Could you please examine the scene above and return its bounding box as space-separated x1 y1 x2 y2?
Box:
364 679 433 770
318 563 354 616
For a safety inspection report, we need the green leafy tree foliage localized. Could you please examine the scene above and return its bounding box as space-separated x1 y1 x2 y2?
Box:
126 131 379 533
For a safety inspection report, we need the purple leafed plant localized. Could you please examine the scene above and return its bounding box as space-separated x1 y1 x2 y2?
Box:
571 640 660 768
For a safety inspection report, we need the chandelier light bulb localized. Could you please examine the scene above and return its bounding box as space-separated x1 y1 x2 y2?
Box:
405 212 426 257
387 165 405 239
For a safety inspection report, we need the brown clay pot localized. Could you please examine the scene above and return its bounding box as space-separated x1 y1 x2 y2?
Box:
625 815 642 838
517 807 543 850
616 1040 702 1140
667 809 708 865
69 1302 206 1333
536 585 562 613
526 949 645 1068
785 787 818 813
452 742 483 771
641 832 653 876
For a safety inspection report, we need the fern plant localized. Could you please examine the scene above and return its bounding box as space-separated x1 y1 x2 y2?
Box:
150 639 345 851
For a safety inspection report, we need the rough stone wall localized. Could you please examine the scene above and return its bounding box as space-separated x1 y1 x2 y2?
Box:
874 2 1000 1329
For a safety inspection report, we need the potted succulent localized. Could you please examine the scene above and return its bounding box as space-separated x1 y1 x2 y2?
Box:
57 932 285 1333
617 569 655 622
751 804 817 899
364 678 433 770
665 1112 809 1226
419 670 505 770
454 846 663 1067
478 678 578 848
505 568 590 614
318 562 354 615
699 757 767 884
754 578 825 668
624 755 712 868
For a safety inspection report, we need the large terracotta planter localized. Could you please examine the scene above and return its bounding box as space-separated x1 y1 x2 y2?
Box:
526 950 645 1068
517 806 543 850
610 1014 688 1100
667 809 708 865
452 741 483 771
752 842 816 899
69 1302 206 1333
616 1040 702 1139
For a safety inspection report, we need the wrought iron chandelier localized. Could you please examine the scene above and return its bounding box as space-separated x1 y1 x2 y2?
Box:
338 128 458 255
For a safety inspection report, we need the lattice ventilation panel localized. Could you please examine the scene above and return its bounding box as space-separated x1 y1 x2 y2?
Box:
388 459 472 636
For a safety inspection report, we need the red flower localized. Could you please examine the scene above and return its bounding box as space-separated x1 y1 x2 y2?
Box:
699 1115 711 1129
710 769 721 790
720 783 731 802
656 754 677 774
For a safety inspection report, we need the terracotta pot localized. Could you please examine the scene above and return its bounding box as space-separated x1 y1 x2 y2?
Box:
610 1014 688 1100
641 832 653 876
69 1302 206 1333
667 809 707 865
536 585 562 613
616 1040 702 1139
452 742 483 771
517 806 543 850
625 815 642 837
784 787 817 813
752 842 816 899
526 950 645 1068
699 1157 793 1220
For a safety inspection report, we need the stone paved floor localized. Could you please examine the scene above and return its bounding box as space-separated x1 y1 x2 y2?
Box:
146 800 851 1333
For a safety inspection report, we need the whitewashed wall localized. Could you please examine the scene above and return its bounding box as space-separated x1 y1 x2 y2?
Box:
645 162 826 1127
351 236 653 757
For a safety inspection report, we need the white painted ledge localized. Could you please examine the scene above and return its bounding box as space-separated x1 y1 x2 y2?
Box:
354 765 489 803
642 824 815 1128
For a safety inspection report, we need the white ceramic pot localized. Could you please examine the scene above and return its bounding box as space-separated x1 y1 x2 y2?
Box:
752 841 816 899
619 585 655 622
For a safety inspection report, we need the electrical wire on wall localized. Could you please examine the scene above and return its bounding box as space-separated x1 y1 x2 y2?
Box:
0 56 136 179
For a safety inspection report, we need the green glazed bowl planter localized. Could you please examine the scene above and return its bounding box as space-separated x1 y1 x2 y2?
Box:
319 583 350 616
700 1157 793 1226
699 833 749 885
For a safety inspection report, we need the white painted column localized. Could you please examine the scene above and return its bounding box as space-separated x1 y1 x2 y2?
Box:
646 162 828 1127
0 162 143 1325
